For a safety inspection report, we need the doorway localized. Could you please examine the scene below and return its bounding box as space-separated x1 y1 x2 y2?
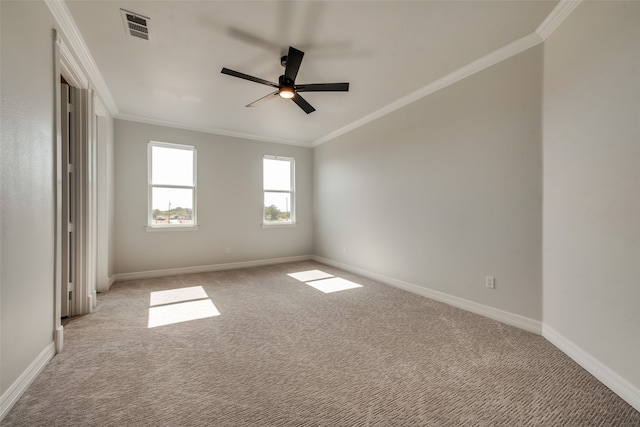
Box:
54 32 97 349
57 78 96 318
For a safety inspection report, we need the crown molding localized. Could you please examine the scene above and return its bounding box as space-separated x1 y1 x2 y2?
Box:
115 113 313 147
312 32 544 147
56 33 88 89
46 0 118 115
536 0 583 40
46 0 581 148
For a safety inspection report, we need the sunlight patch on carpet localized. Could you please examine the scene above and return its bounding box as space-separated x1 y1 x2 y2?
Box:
150 286 209 306
288 269 363 294
305 277 362 293
148 286 220 328
287 269 334 282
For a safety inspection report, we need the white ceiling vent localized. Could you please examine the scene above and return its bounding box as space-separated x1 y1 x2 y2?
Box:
121 9 150 41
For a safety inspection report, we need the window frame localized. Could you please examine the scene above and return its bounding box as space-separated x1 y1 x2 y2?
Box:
147 141 198 231
262 155 296 228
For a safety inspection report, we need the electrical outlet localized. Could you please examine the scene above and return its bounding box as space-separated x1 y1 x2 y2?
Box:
485 276 495 289
226 247 232 254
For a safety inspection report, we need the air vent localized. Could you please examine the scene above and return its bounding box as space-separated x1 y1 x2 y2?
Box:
120 9 150 41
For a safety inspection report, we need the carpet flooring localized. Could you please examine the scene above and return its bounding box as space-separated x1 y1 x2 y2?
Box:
2 261 639 426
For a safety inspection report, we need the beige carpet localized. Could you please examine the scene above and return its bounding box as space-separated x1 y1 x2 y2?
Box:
2 261 638 426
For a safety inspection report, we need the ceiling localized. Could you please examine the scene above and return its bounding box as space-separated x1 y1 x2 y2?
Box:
64 1 558 145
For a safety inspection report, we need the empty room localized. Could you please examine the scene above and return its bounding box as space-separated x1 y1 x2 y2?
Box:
1 0 638 425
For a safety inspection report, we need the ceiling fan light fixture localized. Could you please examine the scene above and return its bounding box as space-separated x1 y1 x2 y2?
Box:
279 86 295 99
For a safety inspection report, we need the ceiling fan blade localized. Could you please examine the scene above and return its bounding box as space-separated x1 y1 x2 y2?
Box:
246 91 279 107
292 93 315 114
295 82 349 92
284 47 304 82
221 68 278 88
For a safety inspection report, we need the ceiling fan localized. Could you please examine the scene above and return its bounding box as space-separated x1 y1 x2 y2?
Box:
221 46 349 114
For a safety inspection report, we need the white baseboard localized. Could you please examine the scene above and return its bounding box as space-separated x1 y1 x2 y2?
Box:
114 255 313 282
0 342 56 421
96 275 117 293
55 325 64 353
311 255 542 334
311 256 639 411
543 325 640 412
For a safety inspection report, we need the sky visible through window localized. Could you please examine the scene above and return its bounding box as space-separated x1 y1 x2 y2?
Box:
152 145 194 211
263 158 291 191
152 188 193 211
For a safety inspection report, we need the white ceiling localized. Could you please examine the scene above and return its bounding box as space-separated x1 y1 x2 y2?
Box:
64 0 558 145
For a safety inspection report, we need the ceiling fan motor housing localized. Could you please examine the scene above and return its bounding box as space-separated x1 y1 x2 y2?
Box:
279 75 295 88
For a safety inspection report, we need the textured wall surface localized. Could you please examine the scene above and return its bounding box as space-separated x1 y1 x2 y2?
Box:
314 46 543 321
0 1 57 393
542 1 640 390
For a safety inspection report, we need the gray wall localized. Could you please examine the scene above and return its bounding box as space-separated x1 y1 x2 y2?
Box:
0 1 57 394
543 2 640 390
113 120 313 275
313 46 543 321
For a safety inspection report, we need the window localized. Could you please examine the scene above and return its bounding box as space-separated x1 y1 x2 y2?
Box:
263 155 295 225
148 141 197 229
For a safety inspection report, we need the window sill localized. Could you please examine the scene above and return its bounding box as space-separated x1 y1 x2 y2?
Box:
261 222 297 229
145 225 200 232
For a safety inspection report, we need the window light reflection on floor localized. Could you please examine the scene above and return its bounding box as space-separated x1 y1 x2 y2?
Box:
287 269 334 282
288 270 363 294
148 285 220 328
305 277 363 293
150 286 209 306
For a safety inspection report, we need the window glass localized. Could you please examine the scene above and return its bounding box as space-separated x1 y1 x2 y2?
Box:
149 142 196 227
151 146 194 186
263 158 291 191
263 156 294 224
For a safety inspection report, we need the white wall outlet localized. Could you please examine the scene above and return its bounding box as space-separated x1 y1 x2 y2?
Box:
342 247 346 254
486 276 495 289
226 247 232 254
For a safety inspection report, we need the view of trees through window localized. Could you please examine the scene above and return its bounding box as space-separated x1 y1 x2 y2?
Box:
264 204 290 221
151 206 193 225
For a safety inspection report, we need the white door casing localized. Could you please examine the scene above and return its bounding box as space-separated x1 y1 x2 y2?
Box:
54 31 97 352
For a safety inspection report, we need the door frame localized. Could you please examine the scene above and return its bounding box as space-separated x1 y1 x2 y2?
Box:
53 30 97 353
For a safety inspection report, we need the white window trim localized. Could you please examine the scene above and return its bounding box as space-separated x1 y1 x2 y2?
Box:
262 155 296 227
261 222 297 229
147 141 198 231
